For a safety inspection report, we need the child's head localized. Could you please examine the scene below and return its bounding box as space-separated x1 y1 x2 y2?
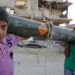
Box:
0 7 8 41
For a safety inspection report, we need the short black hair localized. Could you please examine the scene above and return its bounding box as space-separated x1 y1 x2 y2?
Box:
0 7 8 23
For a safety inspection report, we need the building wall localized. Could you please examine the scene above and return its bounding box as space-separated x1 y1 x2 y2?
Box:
14 0 39 18
14 0 31 17
0 0 68 20
31 8 62 19
50 9 61 18
0 0 15 7
44 0 63 2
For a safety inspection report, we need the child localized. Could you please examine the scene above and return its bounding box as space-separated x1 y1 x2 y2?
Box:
0 7 28 75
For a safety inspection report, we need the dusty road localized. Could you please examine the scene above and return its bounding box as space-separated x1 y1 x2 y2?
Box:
14 46 65 75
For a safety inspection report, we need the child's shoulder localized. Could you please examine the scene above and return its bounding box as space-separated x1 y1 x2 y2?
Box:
6 33 16 39
6 33 14 37
5 33 19 46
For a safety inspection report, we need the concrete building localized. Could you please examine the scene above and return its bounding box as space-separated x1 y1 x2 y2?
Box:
0 0 72 26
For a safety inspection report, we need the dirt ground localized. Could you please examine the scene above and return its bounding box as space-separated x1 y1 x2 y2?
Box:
14 46 65 75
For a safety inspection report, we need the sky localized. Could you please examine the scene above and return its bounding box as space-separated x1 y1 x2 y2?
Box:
68 0 75 24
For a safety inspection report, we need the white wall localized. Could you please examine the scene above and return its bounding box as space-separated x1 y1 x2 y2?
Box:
45 0 63 2
68 0 75 24
0 0 15 7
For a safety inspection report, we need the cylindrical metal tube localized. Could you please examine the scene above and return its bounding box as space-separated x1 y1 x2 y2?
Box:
7 16 49 39
50 24 75 42
7 16 75 42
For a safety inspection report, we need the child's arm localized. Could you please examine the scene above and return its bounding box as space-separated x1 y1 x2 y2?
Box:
16 36 30 41
9 34 30 46
64 42 69 57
